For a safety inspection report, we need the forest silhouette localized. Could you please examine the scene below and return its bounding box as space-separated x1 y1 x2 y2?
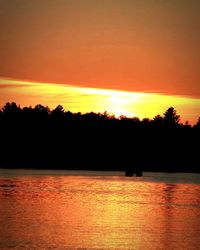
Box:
0 102 199 173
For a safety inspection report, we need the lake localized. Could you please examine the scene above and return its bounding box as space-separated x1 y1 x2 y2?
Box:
1 169 200 249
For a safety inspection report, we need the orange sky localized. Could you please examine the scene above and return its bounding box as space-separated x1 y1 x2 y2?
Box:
0 1 199 123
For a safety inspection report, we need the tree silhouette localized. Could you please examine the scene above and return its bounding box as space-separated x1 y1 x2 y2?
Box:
34 104 50 115
51 105 65 119
153 114 164 123
0 102 199 172
194 117 200 128
2 102 21 114
52 105 64 115
163 107 180 126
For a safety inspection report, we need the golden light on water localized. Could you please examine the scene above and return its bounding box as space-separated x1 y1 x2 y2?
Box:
1 174 200 249
0 78 200 124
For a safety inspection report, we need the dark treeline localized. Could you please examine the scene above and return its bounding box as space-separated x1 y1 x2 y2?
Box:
0 102 200 172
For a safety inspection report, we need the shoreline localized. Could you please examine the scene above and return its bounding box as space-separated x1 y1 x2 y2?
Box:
1 168 200 176
0 168 125 176
1 169 200 184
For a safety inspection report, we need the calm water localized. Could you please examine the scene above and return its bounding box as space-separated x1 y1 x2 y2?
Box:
1 170 200 249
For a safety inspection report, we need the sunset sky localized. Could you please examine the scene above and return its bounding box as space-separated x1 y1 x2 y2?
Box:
0 0 200 123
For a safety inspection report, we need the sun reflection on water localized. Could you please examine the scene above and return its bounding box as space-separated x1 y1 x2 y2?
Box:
1 174 200 249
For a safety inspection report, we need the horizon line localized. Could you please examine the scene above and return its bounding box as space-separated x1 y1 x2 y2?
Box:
0 77 200 124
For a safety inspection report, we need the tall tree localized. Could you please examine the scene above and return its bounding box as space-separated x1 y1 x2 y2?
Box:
163 107 180 126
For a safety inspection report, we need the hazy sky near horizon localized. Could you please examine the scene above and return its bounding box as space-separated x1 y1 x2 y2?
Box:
1 79 200 124
0 0 200 97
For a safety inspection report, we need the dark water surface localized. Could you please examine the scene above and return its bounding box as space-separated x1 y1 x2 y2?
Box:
1 170 200 249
